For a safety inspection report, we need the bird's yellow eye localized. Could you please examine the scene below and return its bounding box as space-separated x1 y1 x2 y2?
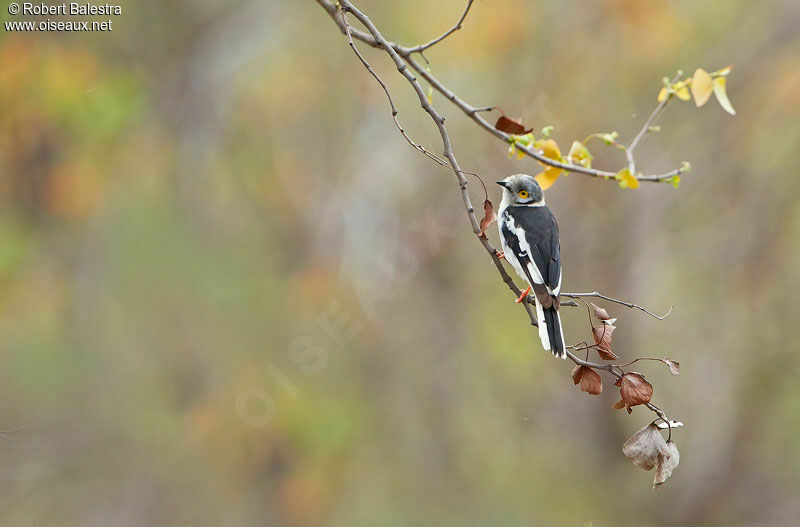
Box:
518 190 529 199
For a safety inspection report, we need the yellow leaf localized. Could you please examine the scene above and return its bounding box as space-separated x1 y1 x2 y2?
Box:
567 140 592 168
657 87 668 102
616 168 639 189
539 138 561 161
690 68 713 107
675 85 690 101
712 64 734 77
713 77 736 115
427 86 433 105
535 166 563 190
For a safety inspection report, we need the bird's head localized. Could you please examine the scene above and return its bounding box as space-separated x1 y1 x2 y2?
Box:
496 174 543 205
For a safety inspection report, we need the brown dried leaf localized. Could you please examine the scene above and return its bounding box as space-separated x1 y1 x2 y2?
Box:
619 372 653 407
622 423 668 471
494 115 532 135
478 199 496 239
580 367 602 395
591 302 610 321
653 440 680 488
592 324 617 360
663 358 680 375
572 365 602 395
571 364 584 385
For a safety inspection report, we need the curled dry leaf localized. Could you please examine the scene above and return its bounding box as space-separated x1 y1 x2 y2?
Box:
494 115 532 135
663 357 680 375
591 303 610 321
571 365 602 395
653 440 680 488
613 373 653 412
592 324 618 360
478 199 496 239
622 423 666 470
615 372 654 409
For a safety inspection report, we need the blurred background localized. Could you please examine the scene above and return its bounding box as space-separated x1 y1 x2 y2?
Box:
1 0 799 525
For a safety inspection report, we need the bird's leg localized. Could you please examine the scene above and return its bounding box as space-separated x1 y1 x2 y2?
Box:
495 250 505 261
515 286 531 303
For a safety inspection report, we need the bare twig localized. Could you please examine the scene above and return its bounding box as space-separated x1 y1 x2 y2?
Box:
560 292 673 320
405 0 475 54
625 73 683 174
341 8 451 169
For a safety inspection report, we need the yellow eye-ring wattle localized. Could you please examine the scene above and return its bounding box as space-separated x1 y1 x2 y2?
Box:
518 190 529 199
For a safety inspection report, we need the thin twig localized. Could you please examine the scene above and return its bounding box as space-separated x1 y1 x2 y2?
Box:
625 73 683 174
342 12 452 169
613 357 669 368
406 0 475 54
560 292 673 320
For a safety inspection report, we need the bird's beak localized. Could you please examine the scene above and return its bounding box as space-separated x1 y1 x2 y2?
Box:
495 181 510 189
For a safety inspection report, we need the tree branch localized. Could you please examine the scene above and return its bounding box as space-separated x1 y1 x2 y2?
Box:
316 0 685 185
337 0 539 328
325 0 677 435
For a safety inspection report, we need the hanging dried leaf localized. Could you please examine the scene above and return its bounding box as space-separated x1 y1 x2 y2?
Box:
571 364 584 385
653 440 680 488
571 365 602 395
495 115 532 135
612 398 632 414
591 303 610 321
478 199 496 239
592 324 617 360
615 372 654 409
663 358 680 375
622 423 667 470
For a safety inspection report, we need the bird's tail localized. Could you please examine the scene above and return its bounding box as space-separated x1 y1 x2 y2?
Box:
534 300 566 359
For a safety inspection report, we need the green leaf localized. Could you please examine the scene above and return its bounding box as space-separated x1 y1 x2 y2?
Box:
540 125 554 139
598 132 619 145
671 175 680 188
679 161 692 173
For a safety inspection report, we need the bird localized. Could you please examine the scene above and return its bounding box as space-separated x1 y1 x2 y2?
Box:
496 174 565 358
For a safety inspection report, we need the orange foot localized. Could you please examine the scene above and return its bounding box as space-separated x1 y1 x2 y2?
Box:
515 286 531 303
496 251 506 261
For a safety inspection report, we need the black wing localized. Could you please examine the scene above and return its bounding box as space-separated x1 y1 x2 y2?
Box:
506 205 561 291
